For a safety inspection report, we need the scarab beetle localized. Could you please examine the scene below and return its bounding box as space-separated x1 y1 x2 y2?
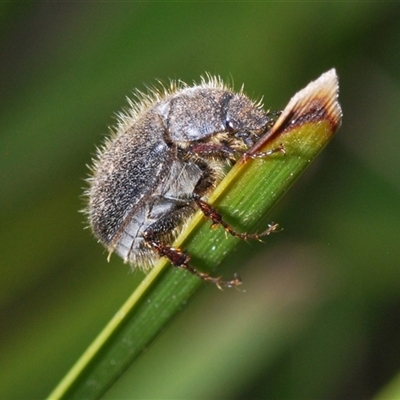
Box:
86 75 281 288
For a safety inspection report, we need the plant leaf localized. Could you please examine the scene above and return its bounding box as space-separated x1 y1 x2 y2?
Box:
48 69 342 400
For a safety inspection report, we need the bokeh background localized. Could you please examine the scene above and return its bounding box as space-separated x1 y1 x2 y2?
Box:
1 3 400 399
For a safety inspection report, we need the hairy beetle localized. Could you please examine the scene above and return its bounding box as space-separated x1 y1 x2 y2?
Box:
86 75 281 288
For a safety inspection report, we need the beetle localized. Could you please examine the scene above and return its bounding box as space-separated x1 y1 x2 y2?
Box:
86 75 282 288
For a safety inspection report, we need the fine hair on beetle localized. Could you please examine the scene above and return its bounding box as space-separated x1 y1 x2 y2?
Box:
85 74 283 289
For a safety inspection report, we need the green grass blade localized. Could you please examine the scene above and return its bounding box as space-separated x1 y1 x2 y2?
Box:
48 69 342 400
374 371 400 400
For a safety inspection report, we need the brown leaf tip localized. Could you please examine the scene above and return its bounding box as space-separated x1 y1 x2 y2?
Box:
248 69 343 155
273 68 342 135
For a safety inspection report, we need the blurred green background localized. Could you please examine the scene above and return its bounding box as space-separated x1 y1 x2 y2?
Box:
1 3 400 399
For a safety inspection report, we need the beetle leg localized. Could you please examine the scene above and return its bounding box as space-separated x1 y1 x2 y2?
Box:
191 163 279 241
143 208 242 289
187 142 237 160
194 197 279 241
242 143 286 162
